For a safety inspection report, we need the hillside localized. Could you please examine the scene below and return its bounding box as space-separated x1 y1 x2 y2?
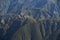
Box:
0 0 60 40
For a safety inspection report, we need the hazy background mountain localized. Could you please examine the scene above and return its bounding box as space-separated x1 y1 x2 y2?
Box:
0 0 60 40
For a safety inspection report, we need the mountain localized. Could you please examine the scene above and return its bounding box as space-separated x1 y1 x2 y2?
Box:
0 0 60 40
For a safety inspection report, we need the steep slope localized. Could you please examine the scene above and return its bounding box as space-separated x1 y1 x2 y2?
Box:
11 16 42 40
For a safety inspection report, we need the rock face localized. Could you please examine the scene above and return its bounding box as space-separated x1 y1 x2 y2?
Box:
0 0 60 40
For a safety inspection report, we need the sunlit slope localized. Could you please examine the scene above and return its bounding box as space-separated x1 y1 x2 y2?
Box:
11 16 42 40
